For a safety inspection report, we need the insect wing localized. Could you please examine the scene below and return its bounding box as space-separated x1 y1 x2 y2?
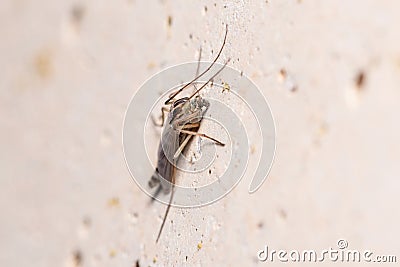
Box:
157 125 180 193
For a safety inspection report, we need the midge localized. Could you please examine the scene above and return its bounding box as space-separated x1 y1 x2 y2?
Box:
148 25 230 243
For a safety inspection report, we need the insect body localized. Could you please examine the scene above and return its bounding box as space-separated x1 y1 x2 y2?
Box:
149 96 212 194
149 25 229 243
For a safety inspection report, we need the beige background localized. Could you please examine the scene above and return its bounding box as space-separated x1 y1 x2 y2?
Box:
1 0 399 266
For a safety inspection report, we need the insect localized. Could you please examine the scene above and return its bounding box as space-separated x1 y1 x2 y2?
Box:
148 25 230 243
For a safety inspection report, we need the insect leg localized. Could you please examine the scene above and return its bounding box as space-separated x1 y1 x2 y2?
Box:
195 46 202 77
170 46 202 101
172 112 201 126
173 124 201 159
151 106 169 127
173 134 192 159
167 47 202 103
179 129 225 146
182 122 200 129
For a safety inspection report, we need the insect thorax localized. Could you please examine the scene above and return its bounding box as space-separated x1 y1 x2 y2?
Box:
168 96 210 126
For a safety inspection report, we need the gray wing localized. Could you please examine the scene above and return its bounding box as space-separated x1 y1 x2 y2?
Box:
153 126 181 193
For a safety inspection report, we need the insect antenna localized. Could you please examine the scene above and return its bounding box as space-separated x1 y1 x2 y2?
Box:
188 58 231 100
164 24 228 104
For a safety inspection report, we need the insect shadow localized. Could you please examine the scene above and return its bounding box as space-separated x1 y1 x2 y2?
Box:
148 25 230 243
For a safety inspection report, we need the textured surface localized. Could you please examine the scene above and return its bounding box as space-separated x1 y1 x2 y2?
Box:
1 0 400 266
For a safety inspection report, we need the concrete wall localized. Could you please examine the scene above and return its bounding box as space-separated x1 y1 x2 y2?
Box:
1 0 399 266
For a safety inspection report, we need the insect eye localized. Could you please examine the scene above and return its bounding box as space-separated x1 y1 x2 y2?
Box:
172 107 181 116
